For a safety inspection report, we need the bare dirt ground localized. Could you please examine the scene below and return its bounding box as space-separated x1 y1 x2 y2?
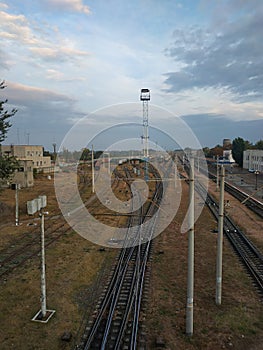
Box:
0 174 118 350
0 169 262 350
146 175 263 350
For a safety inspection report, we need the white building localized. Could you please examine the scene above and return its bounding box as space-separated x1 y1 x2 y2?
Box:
243 149 263 172
218 150 235 164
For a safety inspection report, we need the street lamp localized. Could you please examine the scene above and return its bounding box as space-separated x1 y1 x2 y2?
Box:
255 170 260 190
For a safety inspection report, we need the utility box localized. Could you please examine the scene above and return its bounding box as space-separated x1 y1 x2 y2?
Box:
27 199 38 215
38 195 47 208
27 195 47 215
36 197 42 211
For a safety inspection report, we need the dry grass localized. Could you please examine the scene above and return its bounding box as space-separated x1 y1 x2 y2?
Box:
1 169 262 349
146 179 263 350
0 174 118 349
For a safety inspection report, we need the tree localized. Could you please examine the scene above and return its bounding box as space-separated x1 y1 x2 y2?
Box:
232 137 249 167
0 154 18 183
254 140 263 150
80 148 90 161
209 145 223 158
0 81 18 185
202 147 211 157
0 81 17 143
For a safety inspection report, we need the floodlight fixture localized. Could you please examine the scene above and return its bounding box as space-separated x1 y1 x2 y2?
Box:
140 88 150 101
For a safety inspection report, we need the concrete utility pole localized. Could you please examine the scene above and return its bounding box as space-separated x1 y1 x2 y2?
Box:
174 161 177 189
216 155 219 191
255 170 260 190
52 143 57 161
15 184 19 226
186 156 195 336
92 145 95 193
108 153 111 175
216 166 225 305
104 152 111 175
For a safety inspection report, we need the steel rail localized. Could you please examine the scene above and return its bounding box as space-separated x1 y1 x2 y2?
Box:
79 163 165 349
190 167 263 297
82 169 145 349
206 168 263 218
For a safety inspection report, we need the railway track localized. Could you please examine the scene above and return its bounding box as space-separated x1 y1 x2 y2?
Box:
0 219 71 279
183 160 263 298
76 163 164 349
207 168 263 219
0 168 110 280
200 184 263 296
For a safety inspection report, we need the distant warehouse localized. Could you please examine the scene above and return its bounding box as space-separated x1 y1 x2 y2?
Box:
243 149 263 172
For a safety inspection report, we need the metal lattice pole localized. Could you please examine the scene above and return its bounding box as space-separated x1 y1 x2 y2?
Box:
142 100 149 158
140 89 150 182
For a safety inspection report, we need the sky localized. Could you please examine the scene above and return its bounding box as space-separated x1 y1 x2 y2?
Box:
0 0 262 151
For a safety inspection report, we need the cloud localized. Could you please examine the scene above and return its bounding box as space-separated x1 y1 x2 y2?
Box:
29 46 90 62
0 47 11 69
43 0 91 15
46 69 64 80
0 3 8 10
164 4 263 102
2 81 75 106
0 10 39 45
181 113 263 147
2 81 85 148
0 7 90 66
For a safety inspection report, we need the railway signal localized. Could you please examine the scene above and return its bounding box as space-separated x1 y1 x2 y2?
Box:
11 183 20 226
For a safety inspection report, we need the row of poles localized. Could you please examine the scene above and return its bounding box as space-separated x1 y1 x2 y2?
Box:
30 153 224 327
186 157 225 335
138 90 226 335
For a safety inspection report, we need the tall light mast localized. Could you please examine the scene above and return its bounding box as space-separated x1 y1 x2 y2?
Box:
140 89 150 182
140 88 150 159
